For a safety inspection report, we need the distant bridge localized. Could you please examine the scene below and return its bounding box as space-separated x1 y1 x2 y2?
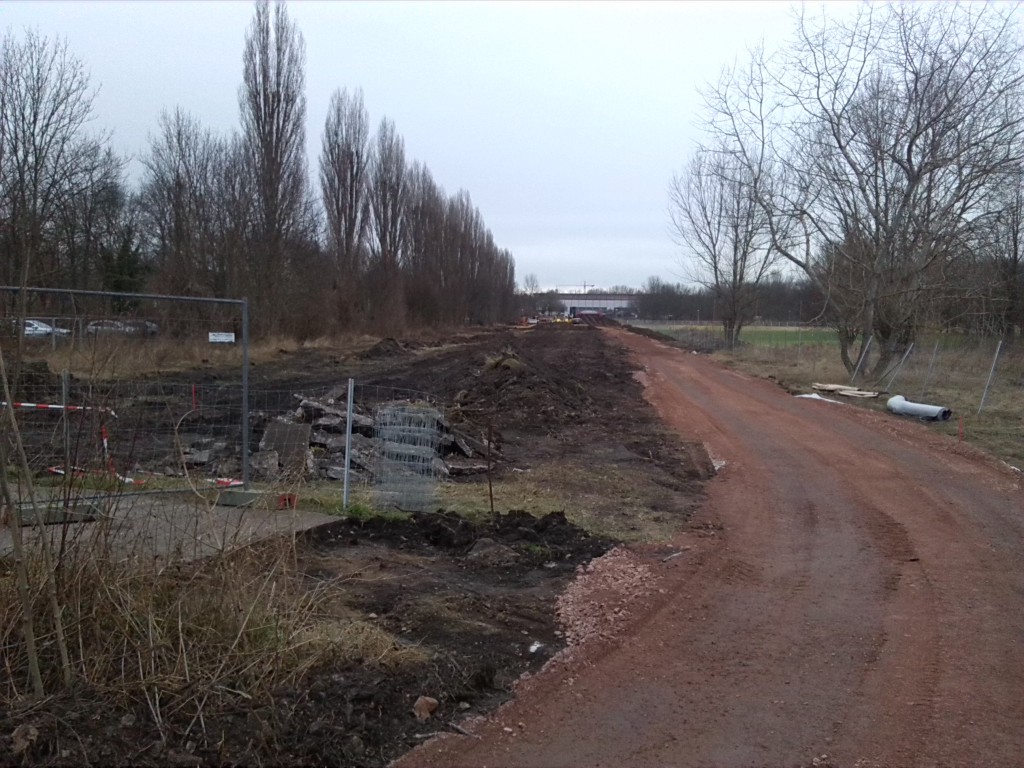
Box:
554 293 636 311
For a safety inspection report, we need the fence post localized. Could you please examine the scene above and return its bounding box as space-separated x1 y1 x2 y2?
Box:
61 369 70 477
851 335 874 384
343 377 354 508
883 342 914 392
241 298 250 488
978 339 1003 415
919 340 939 402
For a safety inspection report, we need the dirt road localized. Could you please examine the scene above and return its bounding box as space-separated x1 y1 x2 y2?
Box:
398 330 1024 768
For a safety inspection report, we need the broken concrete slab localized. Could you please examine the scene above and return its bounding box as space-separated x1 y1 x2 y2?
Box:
313 415 346 433
15 501 104 526
451 430 497 459
451 433 475 458
184 449 210 466
310 431 348 452
251 450 280 478
260 422 312 473
297 397 345 420
445 459 490 477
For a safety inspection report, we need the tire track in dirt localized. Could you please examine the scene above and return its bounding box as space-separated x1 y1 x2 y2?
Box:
395 330 1024 768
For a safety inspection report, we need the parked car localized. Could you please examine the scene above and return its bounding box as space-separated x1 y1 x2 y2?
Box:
5 319 71 338
125 319 160 337
85 319 159 337
85 320 124 336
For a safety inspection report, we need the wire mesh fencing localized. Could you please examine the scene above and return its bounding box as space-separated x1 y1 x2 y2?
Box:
245 380 447 511
2 366 457 514
858 334 1023 417
1 372 248 503
374 403 444 512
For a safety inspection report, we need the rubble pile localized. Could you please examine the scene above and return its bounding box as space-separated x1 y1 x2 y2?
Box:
245 392 499 482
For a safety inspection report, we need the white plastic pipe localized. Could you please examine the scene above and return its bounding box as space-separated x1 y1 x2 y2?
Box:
887 395 952 421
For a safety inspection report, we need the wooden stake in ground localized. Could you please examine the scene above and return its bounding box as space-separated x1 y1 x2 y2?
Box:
486 421 496 523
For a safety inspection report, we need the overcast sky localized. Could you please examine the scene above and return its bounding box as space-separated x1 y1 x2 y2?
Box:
0 0 804 291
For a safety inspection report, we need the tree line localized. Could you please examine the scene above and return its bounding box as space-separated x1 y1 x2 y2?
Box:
0 1 516 338
669 2 1024 374
512 272 822 325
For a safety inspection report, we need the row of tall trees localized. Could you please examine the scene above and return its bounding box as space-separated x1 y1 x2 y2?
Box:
320 96 515 336
0 1 516 337
670 2 1024 374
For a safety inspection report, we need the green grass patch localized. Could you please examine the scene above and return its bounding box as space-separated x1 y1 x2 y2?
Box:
738 327 837 347
632 323 837 347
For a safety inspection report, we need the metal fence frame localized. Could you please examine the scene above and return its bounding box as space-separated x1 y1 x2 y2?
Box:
0 285 252 485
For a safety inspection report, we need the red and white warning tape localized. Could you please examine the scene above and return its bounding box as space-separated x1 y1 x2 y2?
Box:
46 466 143 486
1 401 116 417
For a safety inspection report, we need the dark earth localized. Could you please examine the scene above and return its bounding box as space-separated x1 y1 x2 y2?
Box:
0 325 708 767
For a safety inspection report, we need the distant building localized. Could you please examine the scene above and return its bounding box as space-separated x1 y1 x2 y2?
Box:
555 293 636 315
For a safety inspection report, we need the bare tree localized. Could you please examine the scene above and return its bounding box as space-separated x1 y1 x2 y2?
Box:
367 117 407 333
208 133 253 300
239 0 309 332
973 164 1024 337
670 148 775 348
139 108 220 296
52 141 127 291
319 87 370 329
700 3 1024 376
0 29 100 312
403 161 447 325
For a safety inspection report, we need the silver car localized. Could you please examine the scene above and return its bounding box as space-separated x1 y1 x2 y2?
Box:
15 319 70 338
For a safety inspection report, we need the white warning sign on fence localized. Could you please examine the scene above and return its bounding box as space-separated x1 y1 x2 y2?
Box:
208 332 236 344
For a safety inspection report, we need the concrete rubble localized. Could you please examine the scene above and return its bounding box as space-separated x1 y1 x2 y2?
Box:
169 389 497 483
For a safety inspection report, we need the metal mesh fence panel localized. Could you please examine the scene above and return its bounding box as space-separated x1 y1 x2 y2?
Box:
373 403 443 512
2 375 448 507
1 374 249 504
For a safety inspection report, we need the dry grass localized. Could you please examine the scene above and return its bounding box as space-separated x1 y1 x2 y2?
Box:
0 499 427 767
439 461 692 543
29 332 387 381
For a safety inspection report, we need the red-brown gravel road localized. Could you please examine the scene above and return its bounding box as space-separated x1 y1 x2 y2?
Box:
396 329 1024 768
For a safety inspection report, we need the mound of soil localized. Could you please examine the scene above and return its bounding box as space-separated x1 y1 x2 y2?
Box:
308 508 613 568
359 337 410 360
364 326 621 434
364 325 713 491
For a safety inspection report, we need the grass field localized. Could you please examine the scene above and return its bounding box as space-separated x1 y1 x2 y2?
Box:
632 322 837 347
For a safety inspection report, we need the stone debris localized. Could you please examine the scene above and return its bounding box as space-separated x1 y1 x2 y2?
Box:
258 392 499 483
555 547 658 649
165 390 499 485
412 695 439 721
466 537 520 566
